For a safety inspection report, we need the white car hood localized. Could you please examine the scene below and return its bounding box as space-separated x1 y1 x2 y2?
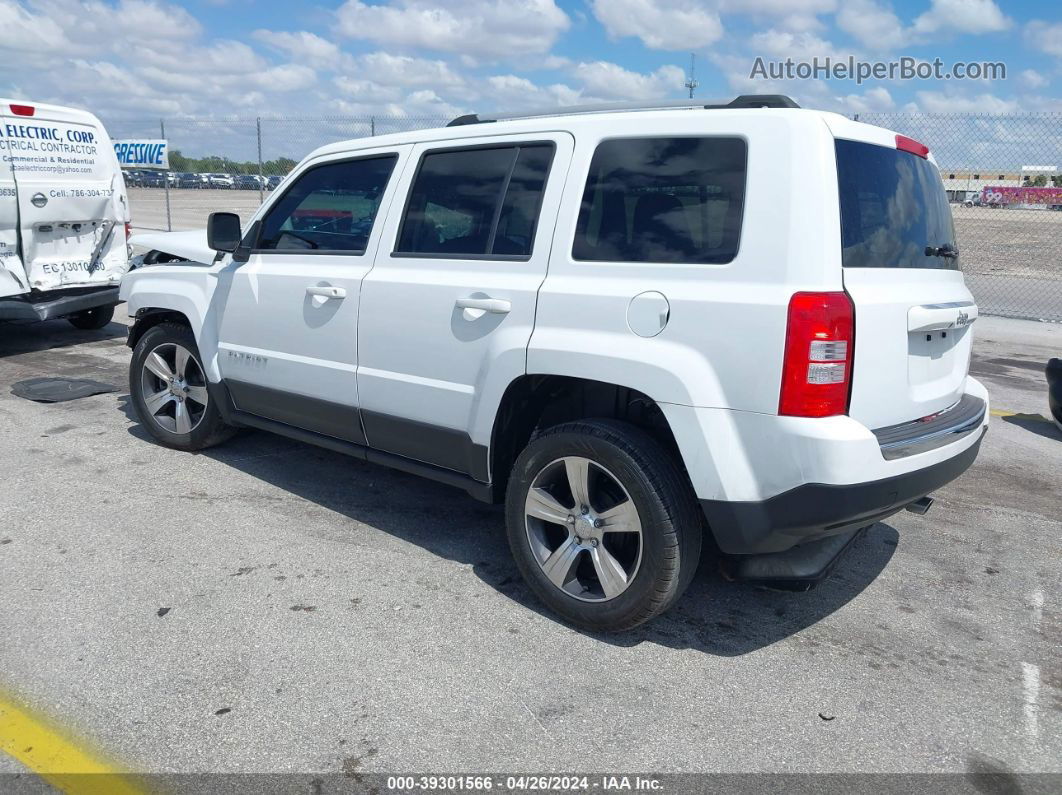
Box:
129 229 213 264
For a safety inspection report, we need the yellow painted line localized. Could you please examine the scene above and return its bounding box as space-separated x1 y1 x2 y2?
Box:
0 694 144 795
991 409 1052 423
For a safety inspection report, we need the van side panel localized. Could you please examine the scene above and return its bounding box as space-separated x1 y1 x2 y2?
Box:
0 150 26 297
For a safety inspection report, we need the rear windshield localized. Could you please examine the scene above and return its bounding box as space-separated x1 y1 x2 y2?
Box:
836 139 959 270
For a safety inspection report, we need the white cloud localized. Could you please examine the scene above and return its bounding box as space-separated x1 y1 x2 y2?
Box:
0 0 199 63
335 0 569 59
253 30 347 70
1025 20 1062 58
483 75 589 108
836 0 906 50
333 87 464 119
355 52 466 89
1019 69 1048 90
590 0 723 50
0 0 70 54
721 0 835 13
841 86 895 113
258 64 317 93
749 28 855 62
571 61 685 100
913 0 1010 36
914 91 1020 114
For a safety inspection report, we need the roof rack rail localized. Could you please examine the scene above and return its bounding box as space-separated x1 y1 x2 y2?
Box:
446 94 799 127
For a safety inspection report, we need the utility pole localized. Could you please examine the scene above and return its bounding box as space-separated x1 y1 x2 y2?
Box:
160 118 171 232
684 53 698 99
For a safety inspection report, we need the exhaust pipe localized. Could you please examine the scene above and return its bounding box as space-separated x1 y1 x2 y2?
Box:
906 496 934 515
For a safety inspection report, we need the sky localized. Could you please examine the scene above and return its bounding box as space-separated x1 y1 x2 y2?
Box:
1 0 1060 160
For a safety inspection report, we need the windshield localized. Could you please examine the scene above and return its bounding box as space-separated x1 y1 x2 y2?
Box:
836 138 959 270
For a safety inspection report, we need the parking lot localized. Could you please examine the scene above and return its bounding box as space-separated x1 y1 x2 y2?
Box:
0 311 1059 783
128 187 267 236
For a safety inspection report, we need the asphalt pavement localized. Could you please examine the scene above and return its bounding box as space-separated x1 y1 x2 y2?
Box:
0 313 1059 782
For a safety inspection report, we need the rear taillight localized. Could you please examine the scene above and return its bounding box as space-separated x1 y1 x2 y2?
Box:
10 103 35 116
779 291 855 418
125 222 131 241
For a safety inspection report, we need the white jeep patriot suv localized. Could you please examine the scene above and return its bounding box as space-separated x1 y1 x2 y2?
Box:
121 96 989 631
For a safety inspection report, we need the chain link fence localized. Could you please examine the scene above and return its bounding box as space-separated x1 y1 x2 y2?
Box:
108 116 448 233
111 112 1062 323
857 112 1062 323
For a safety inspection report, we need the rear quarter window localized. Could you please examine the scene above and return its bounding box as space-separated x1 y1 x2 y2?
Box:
573 137 747 264
836 138 959 270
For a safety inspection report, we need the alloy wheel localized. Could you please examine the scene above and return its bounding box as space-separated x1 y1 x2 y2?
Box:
523 456 643 602
140 342 209 434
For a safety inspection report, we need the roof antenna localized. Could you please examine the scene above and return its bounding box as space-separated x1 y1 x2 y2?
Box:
684 53 698 99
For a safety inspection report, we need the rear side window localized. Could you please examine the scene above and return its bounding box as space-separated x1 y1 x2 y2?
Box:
396 143 554 258
257 155 397 253
573 137 747 264
836 139 959 269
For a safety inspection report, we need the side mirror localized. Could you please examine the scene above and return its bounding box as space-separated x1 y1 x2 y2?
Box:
207 212 241 253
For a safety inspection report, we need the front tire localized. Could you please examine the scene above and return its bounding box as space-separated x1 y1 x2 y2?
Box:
67 305 114 330
505 419 702 632
129 322 235 451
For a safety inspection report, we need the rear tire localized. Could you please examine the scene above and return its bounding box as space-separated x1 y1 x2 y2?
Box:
129 322 236 451
67 305 114 330
505 419 701 632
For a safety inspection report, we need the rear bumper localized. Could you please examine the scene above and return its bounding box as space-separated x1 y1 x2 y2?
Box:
701 427 985 555
0 287 120 321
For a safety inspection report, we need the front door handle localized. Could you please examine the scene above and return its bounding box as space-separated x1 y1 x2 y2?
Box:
306 285 346 299
456 296 511 314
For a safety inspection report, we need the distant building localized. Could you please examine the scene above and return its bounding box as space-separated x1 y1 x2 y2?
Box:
938 168 1058 202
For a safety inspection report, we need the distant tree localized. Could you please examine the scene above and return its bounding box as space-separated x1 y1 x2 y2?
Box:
168 149 191 171
1052 175 1062 187
160 150 297 175
1033 174 1048 187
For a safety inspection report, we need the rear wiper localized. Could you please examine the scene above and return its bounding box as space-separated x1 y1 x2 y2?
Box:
925 243 959 259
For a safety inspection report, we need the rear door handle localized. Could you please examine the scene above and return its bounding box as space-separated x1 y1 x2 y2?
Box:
456 297 511 314
306 285 346 299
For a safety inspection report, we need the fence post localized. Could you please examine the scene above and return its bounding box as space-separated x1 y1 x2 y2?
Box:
160 119 171 232
256 117 264 203
371 116 375 136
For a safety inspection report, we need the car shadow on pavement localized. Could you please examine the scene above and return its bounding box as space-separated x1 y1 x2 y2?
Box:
117 401 897 657
999 413 1061 441
0 319 125 359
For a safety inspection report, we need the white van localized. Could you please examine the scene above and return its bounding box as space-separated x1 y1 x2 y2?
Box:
121 96 988 631
0 99 130 329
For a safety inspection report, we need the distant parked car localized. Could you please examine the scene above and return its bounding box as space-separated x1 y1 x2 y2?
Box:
175 172 207 189
266 175 284 190
206 173 235 189
140 171 167 188
233 174 265 190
